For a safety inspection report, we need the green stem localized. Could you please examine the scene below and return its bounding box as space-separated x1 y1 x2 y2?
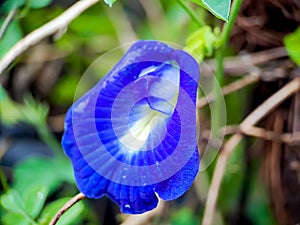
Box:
211 50 224 135
217 0 243 82
176 0 205 27
212 0 243 134
221 0 243 45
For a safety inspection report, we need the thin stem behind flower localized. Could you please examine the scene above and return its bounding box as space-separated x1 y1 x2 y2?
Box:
50 193 85 225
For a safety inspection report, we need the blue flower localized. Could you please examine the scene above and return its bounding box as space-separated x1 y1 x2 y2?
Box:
62 40 200 214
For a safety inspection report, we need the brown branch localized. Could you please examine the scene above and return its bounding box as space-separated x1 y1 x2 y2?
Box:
205 47 287 74
0 0 101 75
224 125 300 144
50 192 85 225
197 73 260 108
201 78 300 225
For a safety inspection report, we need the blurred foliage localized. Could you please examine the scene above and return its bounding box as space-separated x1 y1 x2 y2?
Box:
0 85 48 127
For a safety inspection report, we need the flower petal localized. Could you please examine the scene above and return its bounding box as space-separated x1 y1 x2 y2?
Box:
62 40 200 214
107 183 158 214
153 148 199 200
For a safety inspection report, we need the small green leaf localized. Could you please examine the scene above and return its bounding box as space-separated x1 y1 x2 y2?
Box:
38 197 84 225
23 185 48 219
185 26 219 61
0 89 48 126
104 0 117 7
192 0 231 21
284 28 300 66
1 212 30 225
22 94 49 126
0 189 25 214
0 20 23 59
30 0 52 9
0 87 23 124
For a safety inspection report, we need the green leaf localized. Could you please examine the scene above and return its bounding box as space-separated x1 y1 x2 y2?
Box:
185 26 219 61
1 212 30 225
0 0 26 13
30 0 52 9
22 94 49 126
13 157 74 195
0 88 22 124
104 0 117 7
192 0 231 21
0 20 23 59
38 197 84 225
23 185 48 219
0 89 48 126
0 189 25 215
284 28 300 66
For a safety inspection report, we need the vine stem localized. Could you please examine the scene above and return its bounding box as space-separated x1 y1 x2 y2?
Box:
202 0 243 224
211 0 243 133
0 0 101 75
50 193 86 225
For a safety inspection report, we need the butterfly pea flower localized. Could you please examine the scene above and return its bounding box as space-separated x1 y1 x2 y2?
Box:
62 40 200 214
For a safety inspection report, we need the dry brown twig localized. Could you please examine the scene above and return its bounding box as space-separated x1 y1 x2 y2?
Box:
202 125 300 145
224 125 300 144
0 0 101 75
197 72 261 108
205 47 287 74
201 78 300 225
